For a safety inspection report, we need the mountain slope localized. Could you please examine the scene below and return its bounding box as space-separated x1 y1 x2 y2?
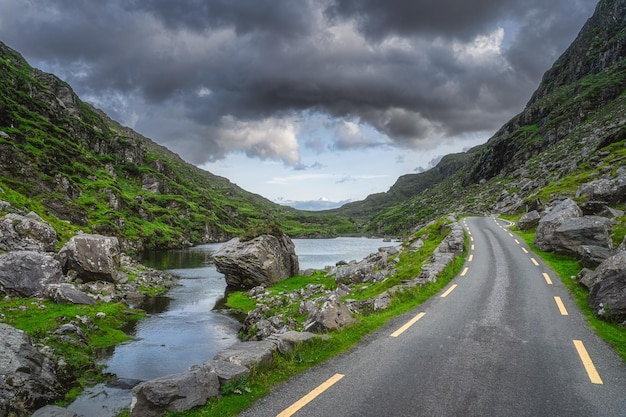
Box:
339 0 626 236
0 42 354 250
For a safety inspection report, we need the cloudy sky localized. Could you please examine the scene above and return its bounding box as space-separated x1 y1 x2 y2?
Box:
0 0 597 209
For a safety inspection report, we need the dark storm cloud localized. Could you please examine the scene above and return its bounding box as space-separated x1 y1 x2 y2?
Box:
0 0 598 165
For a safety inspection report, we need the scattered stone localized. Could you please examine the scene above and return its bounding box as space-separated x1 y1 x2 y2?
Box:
303 294 355 333
267 331 317 354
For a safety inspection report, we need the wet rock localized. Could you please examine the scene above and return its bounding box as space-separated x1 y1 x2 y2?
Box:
0 251 63 297
0 212 58 252
58 234 121 282
214 234 299 289
0 323 61 417
131 364 219 417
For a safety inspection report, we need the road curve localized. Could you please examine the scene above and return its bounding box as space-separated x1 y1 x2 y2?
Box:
239 217 626 417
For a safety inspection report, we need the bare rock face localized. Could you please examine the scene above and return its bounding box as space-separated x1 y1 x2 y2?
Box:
57 234 121 282
534 198 583 251
130 364 220 417
214 234 299 289
0 212 57 252
580 251 626 289
0 324 61 417
0 251 63 297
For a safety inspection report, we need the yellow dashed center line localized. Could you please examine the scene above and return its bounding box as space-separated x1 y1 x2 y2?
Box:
277 373 345 417
471 244 475 250
440 284 457 298
573 340 603 384
514 239 520 244
530 258 539 266
460 267 469 276
554 296 568 315
508 232 513 237
276 374 345 417
390 312 426 338
542 273 553 285
470 236 474 242
468 254 473 262
522 247 529 254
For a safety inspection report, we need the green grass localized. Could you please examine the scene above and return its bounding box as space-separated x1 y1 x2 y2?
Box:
515 228 626 362
0 298 144 403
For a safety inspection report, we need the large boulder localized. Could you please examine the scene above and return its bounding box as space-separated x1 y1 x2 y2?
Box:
0 324 61 417
550 216 613 255
0 212 57 252
577 174 626 204
0 251 63 297
517 210 541 230
534 198 583 251
214 234 299 289
588 271 626 322
130 364 220 417
576 245 614 268
57 234 121 282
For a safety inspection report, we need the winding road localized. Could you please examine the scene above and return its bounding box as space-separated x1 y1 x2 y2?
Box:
240 217 626 417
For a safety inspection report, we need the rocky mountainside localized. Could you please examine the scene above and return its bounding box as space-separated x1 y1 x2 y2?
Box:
0 42 354 251
336 0 626 236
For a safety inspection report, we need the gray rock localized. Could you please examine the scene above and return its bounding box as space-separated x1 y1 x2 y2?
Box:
213 341 279 368
551 216 613 255
588 271 626 321
130 365 219 417
577 245 614 268
335 246 399 285
267 331 317 354
0 324 61 417
517 210 541 230
31 405 77 417
303 295 355 333
214 234 299 289
44 283 96 305
203 360 250 385
599 206 625 219
580 251 626 289
534 198 583 251
577 174 626 204
57 234 121 282
0 213 57 252
0 251 63 297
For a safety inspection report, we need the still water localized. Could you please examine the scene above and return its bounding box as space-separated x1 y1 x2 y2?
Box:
68 237 388 416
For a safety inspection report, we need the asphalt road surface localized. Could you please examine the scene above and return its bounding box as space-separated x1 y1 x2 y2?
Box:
240 217 626 417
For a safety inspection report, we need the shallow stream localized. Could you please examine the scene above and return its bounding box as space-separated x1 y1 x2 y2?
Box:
68 237 388 416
